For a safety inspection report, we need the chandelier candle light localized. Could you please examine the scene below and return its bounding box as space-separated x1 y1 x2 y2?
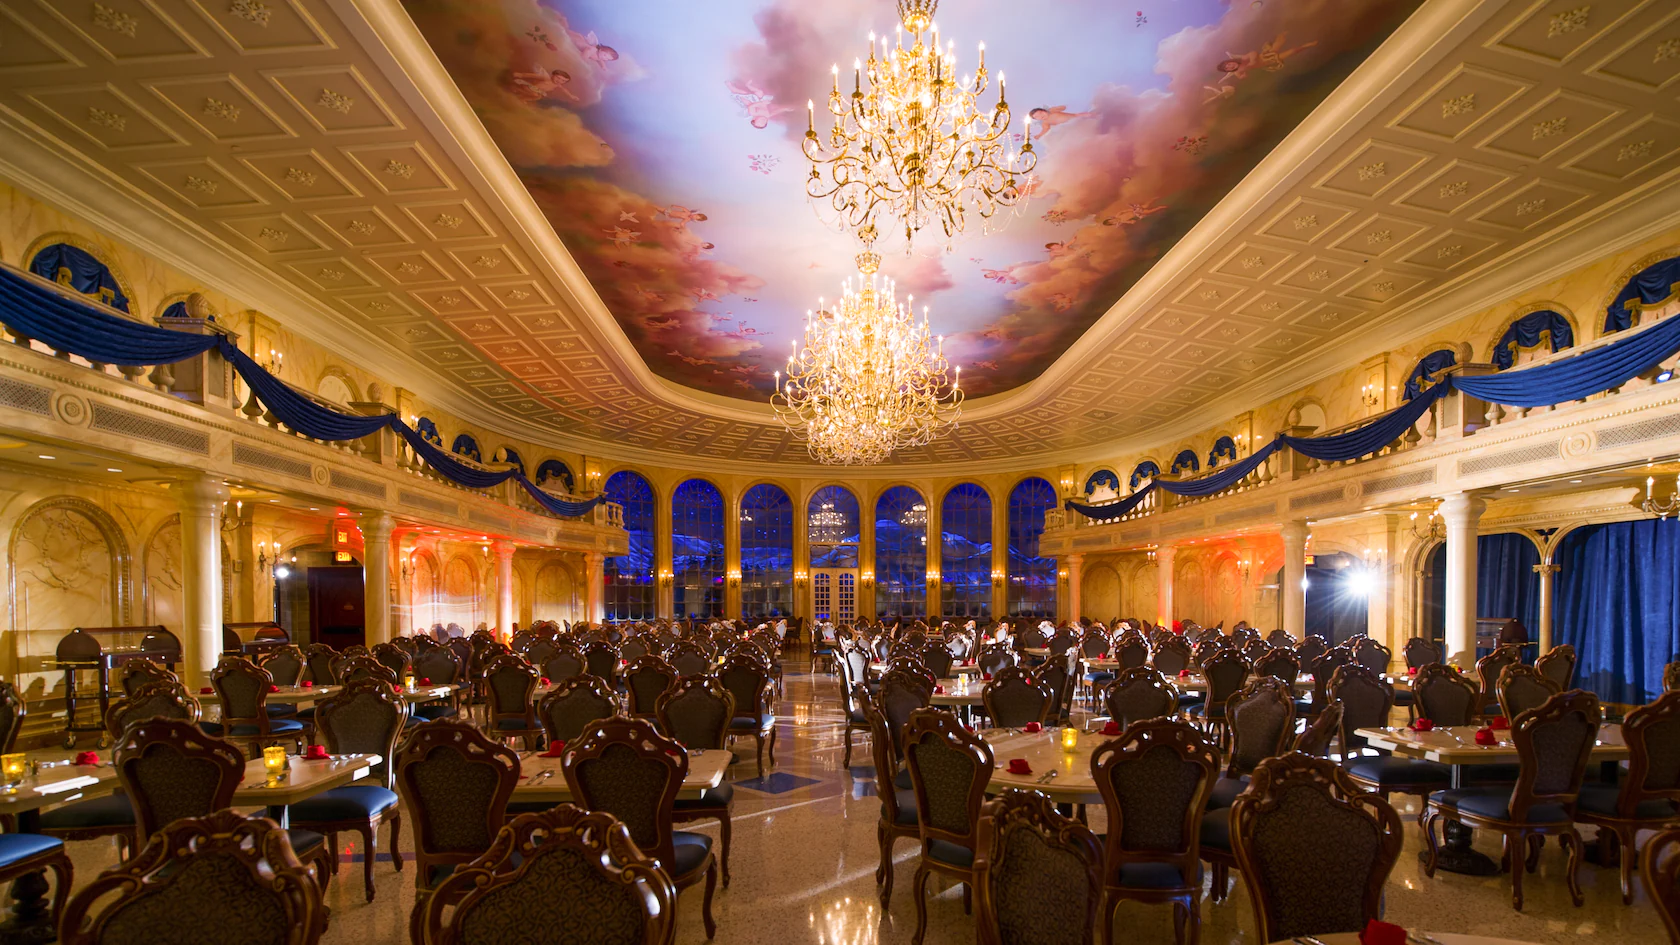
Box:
803 0 1035 255
772 256 963 465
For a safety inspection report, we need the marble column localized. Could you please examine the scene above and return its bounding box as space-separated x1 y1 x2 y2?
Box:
1281 522 1307 639
1156 545 1176 628
493 540 516 636
361 512 395 646
1066 554 1083 623
1440 493 1487 664
1533 562 1560 653
177 473 228 688
584 551 605 623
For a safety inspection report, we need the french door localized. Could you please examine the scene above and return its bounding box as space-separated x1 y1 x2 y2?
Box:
812 569 858 623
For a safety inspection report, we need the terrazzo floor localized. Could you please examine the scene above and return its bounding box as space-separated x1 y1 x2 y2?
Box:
55 664 1671 944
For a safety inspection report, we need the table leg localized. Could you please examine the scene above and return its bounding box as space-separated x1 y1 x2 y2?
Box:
266 804 289 829
1420 764 1498 876
0 812 54 945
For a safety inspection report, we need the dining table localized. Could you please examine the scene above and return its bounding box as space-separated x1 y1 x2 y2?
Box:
1266 933 1543 945
509 748 730 802
983 727 1104 805
1356 723 1629 874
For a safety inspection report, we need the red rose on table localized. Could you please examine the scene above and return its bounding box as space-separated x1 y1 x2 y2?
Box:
419 677 431 685
1474 727 1498 746
982 673 993 681
1102 720 1122 736
301 681 313 689
1023 722 1042 734
1360 918 1407 945
73 751 100 766
933 685 945 694
268 685 280 693
1006 758 1032 775
540 741 567 758
199 686 214 694
540 677 551 687
1410 718 1434 732
1406 666 1418 676
1491 715 1510 730
305 745 329 760
1178 669 1191 678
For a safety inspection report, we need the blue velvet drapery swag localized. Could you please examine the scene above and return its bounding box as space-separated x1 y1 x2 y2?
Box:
1605 256 1680 333
0 266 603 518
1491 310 1573 370
29 244 129 312
1403 349 1457 401
1554 519 1680 705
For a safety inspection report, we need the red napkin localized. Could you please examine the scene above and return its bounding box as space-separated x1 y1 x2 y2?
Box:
305 745 329 760
419 677 431 685
1474 727 1498 746
933 685 945 694
1491 715 1511 730
268 684 280 693
1410 718 1434 732
1102 720 1122 736
540 741 567 758
1178 669 1191 678
1360 919 1407 945
1023 722 1042 734
199 686 214 694
982 673 993 681
1406 666 1419 676
301 681 313 689
73 751 100 766
540 677 552 686
1006 758 1032 775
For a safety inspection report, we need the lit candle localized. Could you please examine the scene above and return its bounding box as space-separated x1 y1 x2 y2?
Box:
1060 727 1078 752
1649 476 1656 501
404 674 416 691
262 745 287 780
0 753 25 783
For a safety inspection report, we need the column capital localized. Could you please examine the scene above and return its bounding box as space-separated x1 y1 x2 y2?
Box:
175 472 228 509
1066 552 1084 565
1437 491 1488 521
1280 520 1309 544
358 510 396 539
491 539 518 561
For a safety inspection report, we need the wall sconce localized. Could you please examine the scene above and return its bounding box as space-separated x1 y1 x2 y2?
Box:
260 348 284 376
1237 556 1252 582
657 569 673 587
926 570 940 584
1644 473 1680 519
1057 568 1069 580
860 571 874 585
257 540 282 577
1408 508 1443 541
1360 383 1379 409
990 568 1005 585
794 570 808 584
726 570 741 588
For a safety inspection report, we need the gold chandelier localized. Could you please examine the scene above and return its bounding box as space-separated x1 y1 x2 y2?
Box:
808 503 849 543
803 0 1035 255
772 255 963 465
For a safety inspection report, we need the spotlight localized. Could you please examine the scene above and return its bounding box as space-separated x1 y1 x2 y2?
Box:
274 564 291 579
1345 568 1373 597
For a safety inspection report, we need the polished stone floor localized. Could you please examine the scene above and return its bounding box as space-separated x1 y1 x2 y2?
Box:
57 665 1670 944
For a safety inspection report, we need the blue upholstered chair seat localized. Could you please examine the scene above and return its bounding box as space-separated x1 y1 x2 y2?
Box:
1114 861 1200 889
286 828 325 855
1199 808 1231 852
1575 784 1680 821
926 838 973 868
0 834 64 868
1428 787 1568 824
1205 775 1249 810
670 830 713 877
288 785 398 822
729 713 775 731
1346 756 1453 787
39 793 134 830
200 718 304 737
414 704 456 721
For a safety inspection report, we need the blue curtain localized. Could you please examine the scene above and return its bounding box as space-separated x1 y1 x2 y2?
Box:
1554 519 1680 705
1156 442 1279 498
534 459 575 491
1278 383 1447 461
29 243 129 312
415 417 443 446
1404 349 1457 401
1169 449 1200 475
1085 469 1120 494
451 434 482 462
1129 461 1159 489
1477 533 1541 640
1453 307 1680 407
1492 310 1573 369
0 266 214 363
1208 435 1237 467
1605 256 1680 332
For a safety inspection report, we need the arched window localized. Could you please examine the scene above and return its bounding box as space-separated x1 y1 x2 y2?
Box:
29 243 128 311
941 483 992 619
1207 436 1237 468
740 484 793 618
1169 449 1199 475
673 479 725 618
534 459 576 492
1084 469 1120 496
1605 254 1680 333
875 486 927 619
493 446 524 470
415 418 443 446
1007 478 1057 618
808 486 860 568
1491 310 1573 369
1129 461 1160 491
451 434 482 462
602 471 655 621
1403 349 1457 401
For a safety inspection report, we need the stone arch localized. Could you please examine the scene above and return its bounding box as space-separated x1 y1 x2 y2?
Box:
9 496 131 631
534 560 579 624
409 548 441 632
1081 562 1120 623
315 366 359 405
22 232 138 314
441 553 480 632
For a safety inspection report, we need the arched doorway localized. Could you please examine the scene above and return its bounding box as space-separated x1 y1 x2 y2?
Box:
1303 552 1369 644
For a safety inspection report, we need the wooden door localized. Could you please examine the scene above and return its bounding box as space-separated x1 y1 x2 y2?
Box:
308 566 365 649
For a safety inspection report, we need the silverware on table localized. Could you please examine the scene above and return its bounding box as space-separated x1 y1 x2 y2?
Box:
533 770 554 783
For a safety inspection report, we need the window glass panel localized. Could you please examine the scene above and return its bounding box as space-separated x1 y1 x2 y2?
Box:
673 479 725 618
807 486 860 569
940 483 993 619
740 483 793 619
603 471 655 621
875 486 927 619
1007 478 1058 618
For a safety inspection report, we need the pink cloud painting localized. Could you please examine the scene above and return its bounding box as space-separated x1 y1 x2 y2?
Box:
403 0 1423 399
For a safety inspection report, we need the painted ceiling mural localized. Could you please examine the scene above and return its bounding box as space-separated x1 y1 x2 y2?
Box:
403 0 1423 400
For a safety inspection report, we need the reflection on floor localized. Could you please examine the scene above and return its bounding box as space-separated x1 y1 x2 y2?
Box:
58 665 1669 944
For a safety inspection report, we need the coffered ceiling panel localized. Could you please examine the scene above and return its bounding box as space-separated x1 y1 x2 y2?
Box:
0 0 1670 472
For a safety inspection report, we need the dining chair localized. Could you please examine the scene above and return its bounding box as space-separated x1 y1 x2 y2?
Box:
302 643 339 687
1294 635 1328 667
563 716 719 939
1102 668 1178 731
1299 649 1350 719
482 653 544 750
877 667 936 792
118 659 176 696
288 679 405 901
58 810 320 945
1253 648 1300 686
668 639 715 678
1113 631 1148 670
1150 637 1191 678
1423 689 1600 910
1535 644 1577 689
371 642 410 677
1188 651 1249 747
717 651 777 777
1574 690 1680 903
920 642 955 681
973 789 1102 945
523 637 560 671
1038 657 1081 726
977 642 1017 677
1403 637 1442 671
1335 664 1452 814
1643 827 1680 943
1291 702 1342 758
335 654 398 687
859 695 920 906
1352 638 1392 675
1412 663 1481 725
650 675 738 888
114 718 330 887
1207 677 1294 811
1477 645 1526 714
259 645 306 687
537 641 587 684
620 636 652 664
1666 661 1680 695
623 655 678 718
395 720 519 895
536 674 619 746
204 657 307 756
904 707 995 945
982 667 1053 729
1229 752 1402 941
836 655 874 767
1496 664 1562 719
408 646 464 721
1092 718 1218 945
417 805 676 945
1266 629 1294 647
582 641 621 682
104 680 199 738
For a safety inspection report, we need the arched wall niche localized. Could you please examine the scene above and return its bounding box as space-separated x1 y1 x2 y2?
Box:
8 497 132 701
